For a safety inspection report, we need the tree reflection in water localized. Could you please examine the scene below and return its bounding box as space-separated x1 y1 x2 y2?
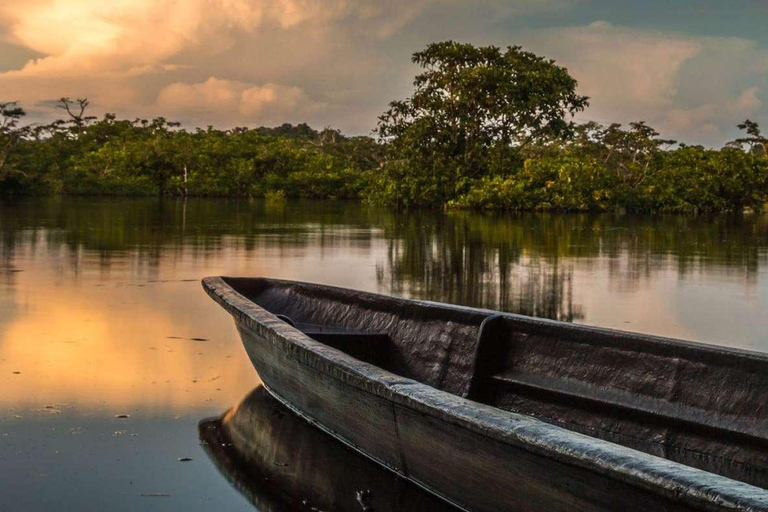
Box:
375 209 768 321
1 197 766 324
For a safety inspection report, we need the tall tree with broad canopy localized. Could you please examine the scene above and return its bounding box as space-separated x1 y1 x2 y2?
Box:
374 41 589 207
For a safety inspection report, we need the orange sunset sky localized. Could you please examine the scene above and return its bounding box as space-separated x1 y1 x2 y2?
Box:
1 1 768 145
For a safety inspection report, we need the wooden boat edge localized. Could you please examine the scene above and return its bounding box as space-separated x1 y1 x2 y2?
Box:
202 275 768 511
217 275 768 363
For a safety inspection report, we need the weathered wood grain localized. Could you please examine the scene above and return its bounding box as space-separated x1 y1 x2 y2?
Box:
199 386 455 512
203 276 768 511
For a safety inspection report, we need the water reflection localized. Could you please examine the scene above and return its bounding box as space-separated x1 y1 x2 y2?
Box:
200 385 458 511
3 199 766 324
1 197 768 510
2 198 768 410
378 211 768 310
378 212 582 320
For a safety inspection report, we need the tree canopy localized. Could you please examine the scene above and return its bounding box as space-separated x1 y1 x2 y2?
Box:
374 41 589 206
1 41 767 213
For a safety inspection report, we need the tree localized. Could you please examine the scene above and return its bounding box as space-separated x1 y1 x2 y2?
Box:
57 97 96 136
374 41 589 206
591 122 675 190
0 101 28 180
730 119 768 157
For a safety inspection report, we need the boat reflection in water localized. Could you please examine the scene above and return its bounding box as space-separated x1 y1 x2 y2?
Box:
199 385 459 512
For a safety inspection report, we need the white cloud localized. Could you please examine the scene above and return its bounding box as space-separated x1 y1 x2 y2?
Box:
0 0 200 76
156 77 322 125
735 86 763 113
522 22 768 145
483 0 578 16
663 86 764 143
525 22 701 119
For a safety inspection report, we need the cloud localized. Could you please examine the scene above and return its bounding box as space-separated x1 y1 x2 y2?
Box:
156 77 323 125
0 0 199 76
525 22 701 120
0 0 439 130
736 86 763 113
0 0 436 78
521 21 768 145
483 0 578 16
663 86 764 143
1 3 768 144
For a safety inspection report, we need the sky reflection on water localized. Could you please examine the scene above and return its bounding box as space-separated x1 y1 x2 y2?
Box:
1 197 767 510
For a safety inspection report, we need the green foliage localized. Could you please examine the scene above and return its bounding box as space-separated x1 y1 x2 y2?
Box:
448 142 768 212
264 189 286 203
1 102 29 182
449 155 618 211
0 109 382 198
375 41 589 206
2 41 768 213
730 119 768 157
640 146 768 212
367 41 768 212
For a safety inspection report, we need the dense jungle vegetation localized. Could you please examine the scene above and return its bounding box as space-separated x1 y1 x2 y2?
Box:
2 42 768 212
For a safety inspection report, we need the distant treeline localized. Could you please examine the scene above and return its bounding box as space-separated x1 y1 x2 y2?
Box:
2 42 768 212
0 101 382 200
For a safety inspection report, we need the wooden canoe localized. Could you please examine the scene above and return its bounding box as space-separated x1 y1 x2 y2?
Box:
202 276 768 512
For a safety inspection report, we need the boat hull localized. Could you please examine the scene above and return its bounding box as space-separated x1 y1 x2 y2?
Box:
237 321 706 512
199 386 454 512
205 276 768 512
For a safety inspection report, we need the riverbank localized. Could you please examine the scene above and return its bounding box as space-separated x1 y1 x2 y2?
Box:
2 116 767 213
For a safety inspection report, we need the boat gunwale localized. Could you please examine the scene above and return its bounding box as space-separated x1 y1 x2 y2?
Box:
226 276 768 366
202 275 768 511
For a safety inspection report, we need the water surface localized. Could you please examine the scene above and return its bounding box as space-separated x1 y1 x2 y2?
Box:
1 197 767 510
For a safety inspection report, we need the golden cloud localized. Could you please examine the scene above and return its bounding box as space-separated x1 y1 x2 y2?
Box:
0 0 435 128
0 0 435 77
156 77 323 123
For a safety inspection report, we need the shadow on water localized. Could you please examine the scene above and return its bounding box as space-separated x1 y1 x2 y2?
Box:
199 385 459 512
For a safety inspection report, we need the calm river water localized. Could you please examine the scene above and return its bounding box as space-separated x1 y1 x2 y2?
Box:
1 197 768 510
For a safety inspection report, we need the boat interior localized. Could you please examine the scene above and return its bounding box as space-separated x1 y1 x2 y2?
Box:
224 277 768 489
